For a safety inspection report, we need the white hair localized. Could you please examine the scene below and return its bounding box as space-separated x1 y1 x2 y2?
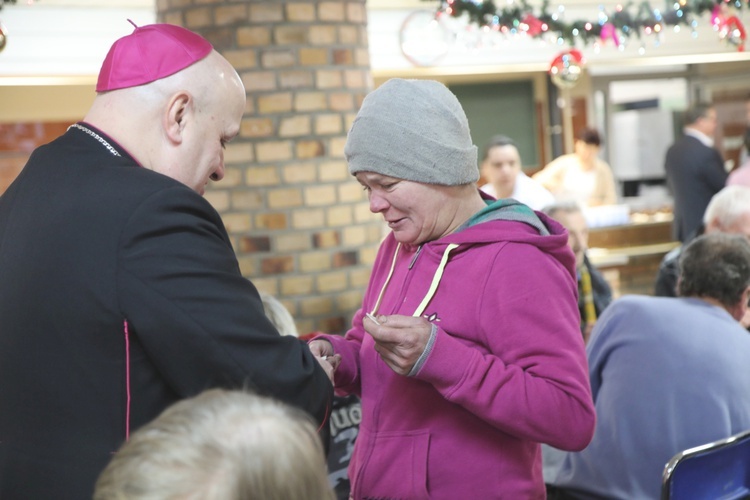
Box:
94 389 334 500
259 291 299 337
703 185 750 228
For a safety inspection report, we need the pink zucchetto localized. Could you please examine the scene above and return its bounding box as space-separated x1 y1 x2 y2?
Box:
96 21 213 93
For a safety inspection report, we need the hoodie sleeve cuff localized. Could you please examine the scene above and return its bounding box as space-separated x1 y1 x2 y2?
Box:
408 322 437 377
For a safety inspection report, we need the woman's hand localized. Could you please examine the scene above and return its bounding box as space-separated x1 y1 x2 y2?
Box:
364 314 432 376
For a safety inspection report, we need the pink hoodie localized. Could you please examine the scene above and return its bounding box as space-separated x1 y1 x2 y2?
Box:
319 205 595 499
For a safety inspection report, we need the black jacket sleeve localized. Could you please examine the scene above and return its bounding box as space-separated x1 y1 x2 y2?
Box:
654 246 682 297
703 148 729 192
584 256 613 317
116 186 332 428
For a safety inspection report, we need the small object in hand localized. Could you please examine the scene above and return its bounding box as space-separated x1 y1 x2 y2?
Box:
365 312 380 325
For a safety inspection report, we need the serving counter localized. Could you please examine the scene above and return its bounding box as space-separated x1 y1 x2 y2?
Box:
587 214 679 298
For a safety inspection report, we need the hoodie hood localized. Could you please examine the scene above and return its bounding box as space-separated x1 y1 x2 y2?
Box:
369 197 577 319
433 197 576 281
460 197 549 236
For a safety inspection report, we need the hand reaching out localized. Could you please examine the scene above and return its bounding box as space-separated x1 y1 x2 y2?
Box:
308 339 341 383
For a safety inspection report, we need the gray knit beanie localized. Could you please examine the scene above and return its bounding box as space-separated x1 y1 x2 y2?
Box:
345 79 479 186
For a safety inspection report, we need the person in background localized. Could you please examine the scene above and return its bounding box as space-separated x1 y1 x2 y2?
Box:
0 23 332 499
543 201 613 343
727 127 750 188
655 185 750 298
94 389 335 500
537 204 612 486
309 78 595 499
259 291 299 338
319 389 361 500
479 134 555 210
665 102 728 242
548 233 750 500
533 127 618 207
259 291 361 500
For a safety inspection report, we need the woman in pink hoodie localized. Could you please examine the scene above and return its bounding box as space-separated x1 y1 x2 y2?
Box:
310 79 595 500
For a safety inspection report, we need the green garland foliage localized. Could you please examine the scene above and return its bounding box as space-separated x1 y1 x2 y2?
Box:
432 0 733 45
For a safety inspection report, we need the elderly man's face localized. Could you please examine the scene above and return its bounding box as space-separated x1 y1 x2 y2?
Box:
554 209 589 268
355 171 458 246
165 53 246 195
182 92 244 195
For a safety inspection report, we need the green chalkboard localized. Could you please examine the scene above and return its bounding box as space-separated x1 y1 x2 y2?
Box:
449 81 538 172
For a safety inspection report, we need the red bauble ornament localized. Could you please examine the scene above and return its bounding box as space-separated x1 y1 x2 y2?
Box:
549 49 585 89
713 2 746 52
721 15 747 52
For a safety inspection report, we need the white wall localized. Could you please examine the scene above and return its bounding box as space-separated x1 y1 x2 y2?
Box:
0 4 155 78
2 1 750 79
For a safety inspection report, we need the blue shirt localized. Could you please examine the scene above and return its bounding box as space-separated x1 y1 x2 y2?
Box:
550 295 750 499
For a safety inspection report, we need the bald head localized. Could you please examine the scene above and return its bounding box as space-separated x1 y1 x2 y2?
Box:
146 50 245 113
85 50 245 195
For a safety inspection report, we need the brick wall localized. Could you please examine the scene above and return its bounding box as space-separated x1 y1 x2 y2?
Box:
0 123 70 194
156 0 379 335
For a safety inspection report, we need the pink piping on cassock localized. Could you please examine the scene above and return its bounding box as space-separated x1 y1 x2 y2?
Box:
123 319 131 441
121 319 329 441
318 399 331 434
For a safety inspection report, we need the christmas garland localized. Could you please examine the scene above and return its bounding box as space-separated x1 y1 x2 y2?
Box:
431 0 746 50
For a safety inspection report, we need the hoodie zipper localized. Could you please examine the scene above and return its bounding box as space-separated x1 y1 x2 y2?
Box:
408 245 423 269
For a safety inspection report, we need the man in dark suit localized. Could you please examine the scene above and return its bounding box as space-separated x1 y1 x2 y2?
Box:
0 23 332 500
665 103 728 242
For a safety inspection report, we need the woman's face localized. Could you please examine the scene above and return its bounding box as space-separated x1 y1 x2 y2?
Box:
574 140 599 168
355 171 456 246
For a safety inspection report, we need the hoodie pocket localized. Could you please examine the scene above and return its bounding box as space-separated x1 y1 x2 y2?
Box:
354 429 430 500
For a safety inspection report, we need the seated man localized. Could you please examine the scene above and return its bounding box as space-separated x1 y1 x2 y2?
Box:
94 389 335 500
479 135 555 210
655 185 750 297
548 233 750 500
543 201 612 342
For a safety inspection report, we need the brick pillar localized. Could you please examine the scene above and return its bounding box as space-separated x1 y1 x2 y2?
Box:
156 1 381 335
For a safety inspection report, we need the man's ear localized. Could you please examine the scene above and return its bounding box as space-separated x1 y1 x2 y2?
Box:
741 286 750 317
730 285 750 323
164 91 191 144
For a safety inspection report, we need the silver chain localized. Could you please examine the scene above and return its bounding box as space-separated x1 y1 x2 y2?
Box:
68 123 121 157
